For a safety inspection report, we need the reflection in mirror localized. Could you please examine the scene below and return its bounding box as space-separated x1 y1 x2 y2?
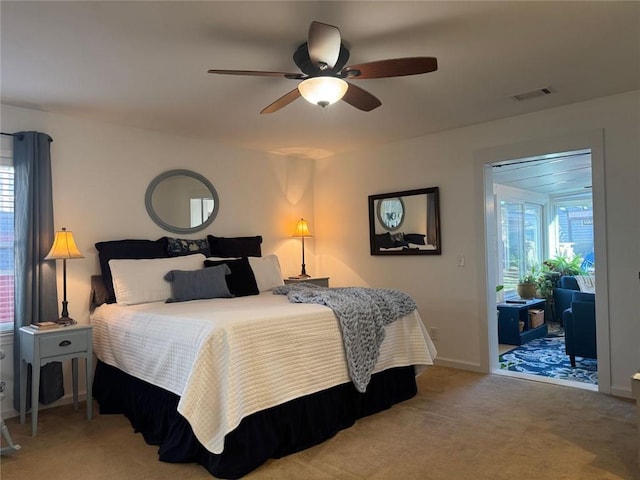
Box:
368 187 441 255
145 169 219 234
377 197 405 231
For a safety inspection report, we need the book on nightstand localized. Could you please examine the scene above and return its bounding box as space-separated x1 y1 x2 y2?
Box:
29 321 59 330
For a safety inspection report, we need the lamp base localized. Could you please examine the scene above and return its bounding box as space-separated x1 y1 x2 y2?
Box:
55 316 77 326
294 273 311 279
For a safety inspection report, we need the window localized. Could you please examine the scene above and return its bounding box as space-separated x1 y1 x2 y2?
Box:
499 199 545 293
190 197 214 228
0 137 13 330
553 199 594 271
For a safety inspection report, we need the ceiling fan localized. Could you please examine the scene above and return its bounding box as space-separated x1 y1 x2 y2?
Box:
207 21 438 114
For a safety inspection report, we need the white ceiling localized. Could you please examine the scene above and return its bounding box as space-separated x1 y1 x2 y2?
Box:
492 150 592 197
2 1 639 163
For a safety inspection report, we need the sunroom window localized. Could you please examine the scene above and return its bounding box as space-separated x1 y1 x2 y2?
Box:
499 199 545 294
553 199 594 271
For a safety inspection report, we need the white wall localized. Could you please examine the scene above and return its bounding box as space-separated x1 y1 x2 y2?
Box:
314 90 640 396
1 90 638 419
0 104 316 417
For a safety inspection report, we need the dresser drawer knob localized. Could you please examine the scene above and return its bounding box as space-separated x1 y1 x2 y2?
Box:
58 340 72 347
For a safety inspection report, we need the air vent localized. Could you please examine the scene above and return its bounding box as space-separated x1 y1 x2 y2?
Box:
511 87 556 102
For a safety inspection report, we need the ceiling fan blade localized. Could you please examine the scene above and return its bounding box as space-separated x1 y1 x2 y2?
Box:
341 83 381 112
208 69 304 80
341 57 438 79
308 21 341 70
260 88 301 114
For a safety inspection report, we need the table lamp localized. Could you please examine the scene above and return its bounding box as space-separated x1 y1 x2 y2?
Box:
292 218 312 278
44 228 84 324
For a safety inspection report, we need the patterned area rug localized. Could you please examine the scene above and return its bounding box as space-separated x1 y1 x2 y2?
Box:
499 332 598 385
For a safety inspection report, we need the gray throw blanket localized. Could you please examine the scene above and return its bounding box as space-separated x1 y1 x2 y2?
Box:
273 284 417 392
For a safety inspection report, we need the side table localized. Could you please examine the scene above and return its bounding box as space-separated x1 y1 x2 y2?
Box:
19 324 93 436
497 299 547 345
284 277 330 288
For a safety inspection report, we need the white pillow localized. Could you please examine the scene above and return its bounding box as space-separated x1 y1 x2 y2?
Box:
248 255 284 292
109 254 206 305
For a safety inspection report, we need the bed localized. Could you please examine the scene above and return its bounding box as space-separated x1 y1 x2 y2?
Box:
90 236 437 479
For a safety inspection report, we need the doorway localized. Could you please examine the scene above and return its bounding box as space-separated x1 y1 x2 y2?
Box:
491 150 596 389
474 130 610 394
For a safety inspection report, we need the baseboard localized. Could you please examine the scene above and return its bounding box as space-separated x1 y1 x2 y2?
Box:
610 385 632 399
434 357 485 373
2 391 88 420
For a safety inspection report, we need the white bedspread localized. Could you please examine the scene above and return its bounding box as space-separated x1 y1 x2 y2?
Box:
91 292 436 454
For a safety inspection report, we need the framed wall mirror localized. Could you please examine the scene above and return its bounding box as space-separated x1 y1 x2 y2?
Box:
145 169 219 234
368 187 441 255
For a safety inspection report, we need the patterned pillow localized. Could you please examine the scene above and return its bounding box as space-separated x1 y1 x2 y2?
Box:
165 237 211 257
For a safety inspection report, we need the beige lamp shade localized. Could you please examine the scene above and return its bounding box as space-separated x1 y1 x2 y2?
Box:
297 77 348 108
293 218 312 238
44 228 84 260
44 227 83 324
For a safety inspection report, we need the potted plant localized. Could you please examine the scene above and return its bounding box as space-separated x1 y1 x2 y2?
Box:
517 270 538 299
542 255 585 277
538 255 586 322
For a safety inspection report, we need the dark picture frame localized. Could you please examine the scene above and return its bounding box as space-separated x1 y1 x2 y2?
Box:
368 187 441 256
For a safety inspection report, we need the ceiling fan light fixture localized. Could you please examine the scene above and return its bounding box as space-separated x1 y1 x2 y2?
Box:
298 77 348 108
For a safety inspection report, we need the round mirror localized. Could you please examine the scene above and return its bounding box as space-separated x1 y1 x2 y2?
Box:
377 197 405 231
145 169 219 234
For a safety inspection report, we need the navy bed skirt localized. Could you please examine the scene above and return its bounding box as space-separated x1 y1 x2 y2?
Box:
93 361 418 479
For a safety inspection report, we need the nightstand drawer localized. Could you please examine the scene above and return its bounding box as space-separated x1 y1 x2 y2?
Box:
39 330 89 358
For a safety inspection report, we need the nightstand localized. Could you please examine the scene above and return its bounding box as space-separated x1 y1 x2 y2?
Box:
284 277 330 288
19 324 93 436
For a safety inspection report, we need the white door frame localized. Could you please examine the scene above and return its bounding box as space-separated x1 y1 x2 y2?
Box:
473 129 610 394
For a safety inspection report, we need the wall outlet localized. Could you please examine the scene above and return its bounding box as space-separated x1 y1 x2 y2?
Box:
429 327 438 340
456 254 465 267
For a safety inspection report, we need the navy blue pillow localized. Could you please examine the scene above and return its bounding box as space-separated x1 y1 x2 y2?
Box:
164 265 232 303
207 235 262 258
375 232 394 249
204 258 259 297
403 233 426 245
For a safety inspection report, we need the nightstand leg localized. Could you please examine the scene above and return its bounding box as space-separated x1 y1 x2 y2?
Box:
72 357 79 411
31 364 40 436
86 355 92 420
19 360 27 425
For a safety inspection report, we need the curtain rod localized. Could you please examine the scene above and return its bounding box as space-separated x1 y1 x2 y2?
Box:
1 132 14 137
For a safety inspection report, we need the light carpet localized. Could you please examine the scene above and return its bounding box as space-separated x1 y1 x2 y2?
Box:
0 366 636 479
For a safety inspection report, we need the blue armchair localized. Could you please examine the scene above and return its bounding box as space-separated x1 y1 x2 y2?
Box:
553 276 580 324
562 291 597 368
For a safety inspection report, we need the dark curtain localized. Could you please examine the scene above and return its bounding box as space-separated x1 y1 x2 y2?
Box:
13 131 64 410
